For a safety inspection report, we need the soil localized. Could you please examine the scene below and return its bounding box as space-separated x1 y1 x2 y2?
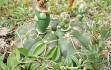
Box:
0 27 15 55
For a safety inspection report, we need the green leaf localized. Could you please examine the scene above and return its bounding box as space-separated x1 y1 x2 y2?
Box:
0 63 6 70
14 65 20 70
46 46 61 61
38 65 46 70
28 41 41 56
18 47 29 57
33 43 46 56
83 62 93 69
0 56 6 69
0 0 8 5
7 55 19 70
25 63 30 70
7 57 13 70
30 64 37 70
52 46 61 61
5 66 10 70
46 47 56 59
14 49 20 61
0 56 4 63
67 57 73 67
79 59 82 65
24 57 37 63
59 57 65 66
71 55 79 66
53 64 61 70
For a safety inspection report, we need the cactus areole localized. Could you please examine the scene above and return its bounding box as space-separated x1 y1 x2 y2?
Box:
35 0 50 33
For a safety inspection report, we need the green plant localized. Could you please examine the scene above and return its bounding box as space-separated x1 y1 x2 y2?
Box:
15 0 111 70
16 10 107 70
0 0 34 27
0 0 111 70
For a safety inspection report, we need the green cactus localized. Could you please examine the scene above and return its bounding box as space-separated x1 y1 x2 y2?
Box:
50 19 59 31
17 20 91 60
35 10 50 33
16 0 93 69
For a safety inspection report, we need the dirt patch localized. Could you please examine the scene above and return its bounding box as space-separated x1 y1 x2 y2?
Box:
0 28 15 55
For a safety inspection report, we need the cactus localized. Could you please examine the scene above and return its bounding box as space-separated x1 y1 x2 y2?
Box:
17 10 91 63
35 0 50 33
16 0 92 68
